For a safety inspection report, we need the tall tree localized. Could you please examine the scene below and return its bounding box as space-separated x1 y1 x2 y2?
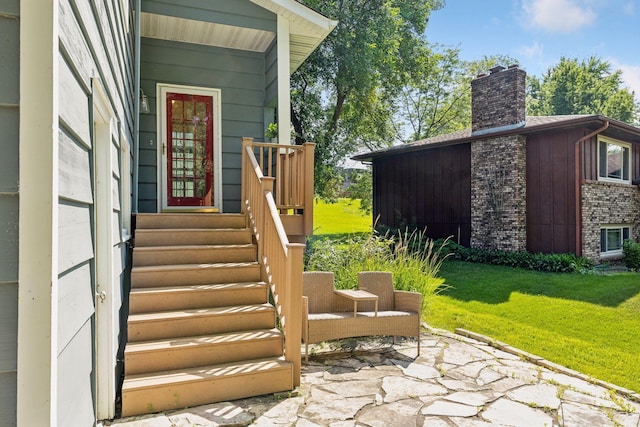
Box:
396 53 516 142
292 0 443 196
527 56 639 124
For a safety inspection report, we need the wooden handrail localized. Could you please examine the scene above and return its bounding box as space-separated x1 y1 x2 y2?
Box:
245 140 315 236
241 137 312 385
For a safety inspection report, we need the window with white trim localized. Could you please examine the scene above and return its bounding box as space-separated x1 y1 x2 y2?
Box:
598 136 631 183
600 225 631 256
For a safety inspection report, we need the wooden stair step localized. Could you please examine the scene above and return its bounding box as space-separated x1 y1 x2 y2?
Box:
129 282 268 314
131 262 261 288
135 228 252 247
133 244 257 266
136 213 246 230
127 303 276 342
124 328 284 375
121 357 293 417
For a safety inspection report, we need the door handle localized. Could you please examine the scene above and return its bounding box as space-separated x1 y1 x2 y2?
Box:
96 290 107 303
163 143 166 155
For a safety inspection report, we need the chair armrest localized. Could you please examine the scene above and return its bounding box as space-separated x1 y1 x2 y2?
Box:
394 290 422 314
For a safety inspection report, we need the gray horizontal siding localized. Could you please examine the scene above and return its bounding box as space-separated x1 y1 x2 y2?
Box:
139 37 268 212
0 107 19 193
0 5 19 427
0 372 16 427
0 283 17 372
57 0 134 423
142 0 276 32
57 321 95 426
0 15 19 105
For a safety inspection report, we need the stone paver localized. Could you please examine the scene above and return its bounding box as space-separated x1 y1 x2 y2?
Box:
105 328 640 427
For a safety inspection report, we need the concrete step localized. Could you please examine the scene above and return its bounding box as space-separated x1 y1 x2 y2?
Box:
127 303 276 342
133 244 257 266
121 357 293 417
124 328 284 375
131 262 262 288
129 282 268 314
135 228 252 247
136 213 246 230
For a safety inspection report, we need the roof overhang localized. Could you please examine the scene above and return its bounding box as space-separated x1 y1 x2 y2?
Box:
140 0 336 74
353 115 640 162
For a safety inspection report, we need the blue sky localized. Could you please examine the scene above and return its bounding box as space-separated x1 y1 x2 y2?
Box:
426 0 640 101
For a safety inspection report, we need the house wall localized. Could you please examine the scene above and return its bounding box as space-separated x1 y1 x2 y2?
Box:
525 129 583 254
372 144 471 245
471 135 527 251
59 0 134 423
0 0 19 424
581 181 640 262
139 38 268 212
580 134 640 262
21 0 134 424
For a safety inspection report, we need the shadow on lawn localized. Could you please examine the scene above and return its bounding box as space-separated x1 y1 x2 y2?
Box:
438 262 640 308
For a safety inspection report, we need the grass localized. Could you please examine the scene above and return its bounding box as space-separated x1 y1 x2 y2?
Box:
430 261 640 393
312 198 372 236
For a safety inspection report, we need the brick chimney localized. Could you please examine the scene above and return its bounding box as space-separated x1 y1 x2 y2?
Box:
471 65 526 133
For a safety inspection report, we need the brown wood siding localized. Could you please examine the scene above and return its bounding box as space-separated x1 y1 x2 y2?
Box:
526 129 584 254
372 144 471 245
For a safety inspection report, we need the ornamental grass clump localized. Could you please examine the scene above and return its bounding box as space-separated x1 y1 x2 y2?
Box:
306 229 449 313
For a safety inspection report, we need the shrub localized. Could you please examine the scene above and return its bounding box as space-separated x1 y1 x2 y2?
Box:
623 239 640 271
305 229 449 313
433 239 594 273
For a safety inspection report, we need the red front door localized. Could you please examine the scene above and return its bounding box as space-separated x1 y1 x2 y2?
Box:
166 92 214 206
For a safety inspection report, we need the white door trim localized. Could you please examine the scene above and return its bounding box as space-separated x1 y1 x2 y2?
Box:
156 83 223 212
93 77 117 420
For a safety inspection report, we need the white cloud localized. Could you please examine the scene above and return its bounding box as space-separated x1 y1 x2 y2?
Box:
612 60 640 103
521 0 597 33
518 41 544 59
623 1 635 16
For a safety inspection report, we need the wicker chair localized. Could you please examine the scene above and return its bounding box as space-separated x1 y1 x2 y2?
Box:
301 271 422 360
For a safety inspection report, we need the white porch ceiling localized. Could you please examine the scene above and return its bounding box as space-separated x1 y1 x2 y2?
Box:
141 12 276 52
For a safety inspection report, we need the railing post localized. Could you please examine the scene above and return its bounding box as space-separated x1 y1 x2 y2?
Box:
303 143 315 236
259 177 275 262
285 243 305 386
241 137 254 219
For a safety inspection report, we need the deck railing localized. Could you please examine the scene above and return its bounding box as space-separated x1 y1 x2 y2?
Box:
241 137 314 384
243 139 315 237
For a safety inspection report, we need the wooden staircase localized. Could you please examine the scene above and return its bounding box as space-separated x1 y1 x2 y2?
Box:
121 213 294 417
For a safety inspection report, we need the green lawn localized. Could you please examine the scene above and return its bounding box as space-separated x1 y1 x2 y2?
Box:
312 198 372 236
430 261 640 392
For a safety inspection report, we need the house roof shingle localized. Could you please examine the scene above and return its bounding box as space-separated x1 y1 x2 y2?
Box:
352 114 640 162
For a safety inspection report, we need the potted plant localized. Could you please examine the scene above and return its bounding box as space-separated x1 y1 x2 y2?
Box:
266 122 278 143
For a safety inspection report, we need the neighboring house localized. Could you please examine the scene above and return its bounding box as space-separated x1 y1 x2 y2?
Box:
1 1 334 425
353 65 640 263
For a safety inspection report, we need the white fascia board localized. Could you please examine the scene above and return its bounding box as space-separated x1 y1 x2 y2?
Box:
252 0 337 33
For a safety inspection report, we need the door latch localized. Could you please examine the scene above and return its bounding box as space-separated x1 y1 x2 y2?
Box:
96 290 107 303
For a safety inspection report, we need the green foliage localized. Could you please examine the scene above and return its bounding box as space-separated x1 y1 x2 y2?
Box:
344 169 372 214
306 229 449 312
293 0 444 197
265 122 278 139
623 239 640 271
527 56 639 125
398 53 517 141
434 239 594 273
